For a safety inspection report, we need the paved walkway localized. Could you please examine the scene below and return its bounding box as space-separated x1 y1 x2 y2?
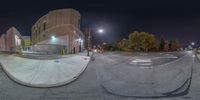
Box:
0 53 90 87
197 54 200 60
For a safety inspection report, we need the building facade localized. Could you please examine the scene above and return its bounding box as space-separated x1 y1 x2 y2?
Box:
22 36 31 51
0 34 6 51
31 8 84 54
0 27 23 52
6 27 23 52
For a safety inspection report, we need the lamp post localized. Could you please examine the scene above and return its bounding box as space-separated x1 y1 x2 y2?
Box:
86 28 104 56
87 29 91 56
76 38 82 52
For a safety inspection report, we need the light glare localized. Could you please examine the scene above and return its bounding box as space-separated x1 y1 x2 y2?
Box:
98 29 104 33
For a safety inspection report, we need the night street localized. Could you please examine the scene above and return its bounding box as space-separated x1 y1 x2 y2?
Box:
0 51 199 100
0 1 200 99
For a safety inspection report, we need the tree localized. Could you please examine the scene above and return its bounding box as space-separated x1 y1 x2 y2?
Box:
174 39 180 50
169 39 180 51
128 31 141 51
146 34 156 51
117 38 129 51
169 40 172 51
128 31 156 51
159 38 165 51
164 40 169 51
140 33 156 51
116 40 122 51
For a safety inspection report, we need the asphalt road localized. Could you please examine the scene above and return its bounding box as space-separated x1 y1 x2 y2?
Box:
0 51 200 100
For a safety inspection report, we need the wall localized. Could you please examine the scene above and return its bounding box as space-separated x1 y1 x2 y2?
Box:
31 9 84 54
4 27 23 52
0 34 6 51
32 44 66 54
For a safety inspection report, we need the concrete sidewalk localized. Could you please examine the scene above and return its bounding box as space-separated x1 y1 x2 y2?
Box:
197 54 200 60
0 53 90 87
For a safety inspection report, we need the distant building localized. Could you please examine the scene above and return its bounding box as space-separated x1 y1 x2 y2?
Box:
0 34 6 51
6 27 23 52
0 27 23 52
22 36 31 51
31 8 84 54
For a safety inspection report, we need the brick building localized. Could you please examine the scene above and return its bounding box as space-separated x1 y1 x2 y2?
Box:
0 27 23 52
31 8 84 54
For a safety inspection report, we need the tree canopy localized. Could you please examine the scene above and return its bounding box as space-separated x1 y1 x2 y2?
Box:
128 31 156 51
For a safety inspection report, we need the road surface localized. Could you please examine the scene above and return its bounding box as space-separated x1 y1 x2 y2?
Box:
0 52 199 100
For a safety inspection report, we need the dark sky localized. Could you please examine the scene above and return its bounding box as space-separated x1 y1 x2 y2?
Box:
0 0 200 47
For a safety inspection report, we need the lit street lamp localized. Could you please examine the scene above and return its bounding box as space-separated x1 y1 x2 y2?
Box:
51 35 56 40
87 28 105 56
77 38 83 52
98 29 104 33
191 42 195 46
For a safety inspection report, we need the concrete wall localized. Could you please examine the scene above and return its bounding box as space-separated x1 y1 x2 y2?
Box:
32 44 66 54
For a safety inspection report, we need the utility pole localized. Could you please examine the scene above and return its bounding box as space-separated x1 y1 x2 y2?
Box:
86 28 91 56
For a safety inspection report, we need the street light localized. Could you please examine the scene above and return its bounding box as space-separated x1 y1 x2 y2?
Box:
51 35 56 40
98 29 104 33
191 42 195 46
77 38 82 42
77 38 83 52
50 35 57 44
87 28 105 56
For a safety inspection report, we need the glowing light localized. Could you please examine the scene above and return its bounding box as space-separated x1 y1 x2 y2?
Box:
98 29 104 33
191 42 195 46
187 50 193 53
51 36 56 40
76 38 83 42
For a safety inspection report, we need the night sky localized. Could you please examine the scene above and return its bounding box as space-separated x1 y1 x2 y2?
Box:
0 0 200 47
